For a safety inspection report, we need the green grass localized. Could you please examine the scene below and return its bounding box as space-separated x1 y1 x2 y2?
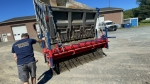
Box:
137 22 150 28
136 20 150 27
140 20 150 23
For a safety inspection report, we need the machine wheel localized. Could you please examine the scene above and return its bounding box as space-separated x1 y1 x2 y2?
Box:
53 63 60 74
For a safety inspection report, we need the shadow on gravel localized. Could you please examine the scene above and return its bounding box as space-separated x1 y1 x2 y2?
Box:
52 48 105 75
37 68 53 84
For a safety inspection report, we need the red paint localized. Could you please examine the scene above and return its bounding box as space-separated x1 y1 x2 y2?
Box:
43 38 108 60
46 16 49 22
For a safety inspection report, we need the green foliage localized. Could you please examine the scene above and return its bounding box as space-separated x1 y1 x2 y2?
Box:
123 9 134 19
136 0 150 5
124 0 150 21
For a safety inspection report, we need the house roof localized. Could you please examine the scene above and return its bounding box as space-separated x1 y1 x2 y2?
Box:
0 15 36 25
0 7 123 25
100 7 123 12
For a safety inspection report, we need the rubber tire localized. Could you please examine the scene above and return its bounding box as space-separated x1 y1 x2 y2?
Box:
113 28 117 31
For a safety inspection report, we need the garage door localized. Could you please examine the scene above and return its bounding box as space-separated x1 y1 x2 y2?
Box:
12 25 28 40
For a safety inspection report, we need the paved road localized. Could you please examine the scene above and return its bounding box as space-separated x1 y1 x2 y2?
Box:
0 27 150 84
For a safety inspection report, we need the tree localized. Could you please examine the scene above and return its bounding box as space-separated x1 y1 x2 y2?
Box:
124 0 150 21
136 0 150 20
123 9 134 19
136 0 150 5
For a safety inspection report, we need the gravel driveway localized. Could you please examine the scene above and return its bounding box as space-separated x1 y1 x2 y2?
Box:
0 26 150 84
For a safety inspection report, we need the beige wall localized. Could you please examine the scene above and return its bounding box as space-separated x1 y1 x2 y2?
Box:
0 20 37 41
25 21 37 39
101 10 123 24
0 25 14 41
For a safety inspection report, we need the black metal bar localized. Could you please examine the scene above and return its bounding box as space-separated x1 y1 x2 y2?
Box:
68 12 72 41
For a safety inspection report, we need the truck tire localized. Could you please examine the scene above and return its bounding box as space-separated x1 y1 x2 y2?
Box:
112 26 117 31
113 28 117 31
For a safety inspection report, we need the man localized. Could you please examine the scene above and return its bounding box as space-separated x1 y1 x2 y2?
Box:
11 33 45 84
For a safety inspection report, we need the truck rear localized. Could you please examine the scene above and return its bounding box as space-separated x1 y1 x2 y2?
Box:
33 0 99 44
33 0 113 73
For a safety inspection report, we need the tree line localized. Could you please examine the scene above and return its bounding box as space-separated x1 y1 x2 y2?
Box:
124 0 150 21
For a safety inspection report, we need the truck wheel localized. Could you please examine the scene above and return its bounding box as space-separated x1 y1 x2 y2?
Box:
113 28 117 31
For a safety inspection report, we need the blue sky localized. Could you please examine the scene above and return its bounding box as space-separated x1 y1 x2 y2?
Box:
0 0 138 22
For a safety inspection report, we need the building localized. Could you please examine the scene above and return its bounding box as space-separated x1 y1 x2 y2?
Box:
100 7 123 24
0 16 37 42
0 7 123 42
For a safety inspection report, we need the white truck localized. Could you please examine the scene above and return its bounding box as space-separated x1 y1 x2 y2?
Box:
102 20 118 31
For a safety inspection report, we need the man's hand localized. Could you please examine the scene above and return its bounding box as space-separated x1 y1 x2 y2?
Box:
13 53 17 63
36 37 46 43
42 37 45 40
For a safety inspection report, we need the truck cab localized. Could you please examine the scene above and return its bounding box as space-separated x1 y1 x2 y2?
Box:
103 20 118 31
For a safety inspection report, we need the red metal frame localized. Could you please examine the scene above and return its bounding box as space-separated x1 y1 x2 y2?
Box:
43 37 108 65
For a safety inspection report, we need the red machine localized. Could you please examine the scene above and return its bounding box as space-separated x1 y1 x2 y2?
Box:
43 37 108 67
